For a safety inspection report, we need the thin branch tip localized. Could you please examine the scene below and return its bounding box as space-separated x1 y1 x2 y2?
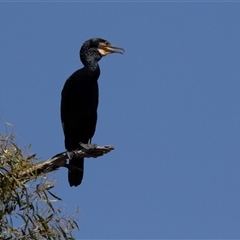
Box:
20 144 114 180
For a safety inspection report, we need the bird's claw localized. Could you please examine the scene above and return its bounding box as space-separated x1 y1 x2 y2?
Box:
66 143 97 159
79 143 97 150
66 151 77 159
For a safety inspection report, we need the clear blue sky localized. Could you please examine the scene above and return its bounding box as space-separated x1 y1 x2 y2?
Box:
1 2 240 239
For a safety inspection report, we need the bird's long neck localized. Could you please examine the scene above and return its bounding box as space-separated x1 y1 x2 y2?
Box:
80 46 102 74
84 62 100 80
85 60 99 73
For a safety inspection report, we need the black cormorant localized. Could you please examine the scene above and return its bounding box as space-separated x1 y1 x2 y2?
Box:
61 38 124 187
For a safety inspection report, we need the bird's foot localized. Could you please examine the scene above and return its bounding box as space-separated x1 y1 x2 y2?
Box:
66 150 78 159
66 144 98 159
79 143 97 151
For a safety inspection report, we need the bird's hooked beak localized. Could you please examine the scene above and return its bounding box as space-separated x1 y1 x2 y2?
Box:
98 42 125 56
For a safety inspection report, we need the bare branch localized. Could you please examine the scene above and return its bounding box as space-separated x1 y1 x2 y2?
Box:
20 145 114 180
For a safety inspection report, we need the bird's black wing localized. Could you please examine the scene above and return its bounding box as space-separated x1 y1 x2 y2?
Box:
61 68 99 186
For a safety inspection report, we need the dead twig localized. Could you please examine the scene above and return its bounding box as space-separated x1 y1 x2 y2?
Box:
20 145 114 180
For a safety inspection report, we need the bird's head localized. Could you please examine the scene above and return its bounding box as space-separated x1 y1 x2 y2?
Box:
80 38 124 66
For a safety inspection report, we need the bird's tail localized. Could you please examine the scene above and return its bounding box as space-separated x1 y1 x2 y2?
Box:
68 157 84 187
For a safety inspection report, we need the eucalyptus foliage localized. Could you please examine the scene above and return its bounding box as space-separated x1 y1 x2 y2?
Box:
0 134 79 239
